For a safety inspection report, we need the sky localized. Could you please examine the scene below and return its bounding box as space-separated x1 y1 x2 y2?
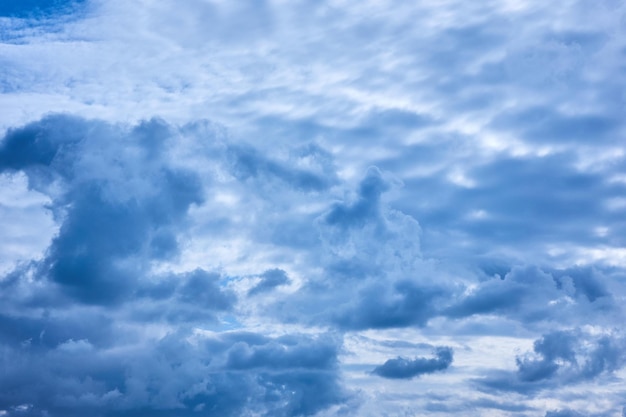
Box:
0 0 625 416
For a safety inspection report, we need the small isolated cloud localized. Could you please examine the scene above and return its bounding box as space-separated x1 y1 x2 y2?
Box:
372 346 454 379
248 268 291 296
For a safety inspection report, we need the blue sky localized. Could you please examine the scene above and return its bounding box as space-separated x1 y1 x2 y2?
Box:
1 1 625 416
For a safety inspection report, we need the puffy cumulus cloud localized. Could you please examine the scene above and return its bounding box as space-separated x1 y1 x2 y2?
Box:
316 167 423 289
0 115 356 417
269 166 457 331
0 115 205 305
372 346 453 379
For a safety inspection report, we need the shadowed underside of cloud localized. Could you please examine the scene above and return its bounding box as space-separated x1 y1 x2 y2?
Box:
372 346 454 379
0 330 348 417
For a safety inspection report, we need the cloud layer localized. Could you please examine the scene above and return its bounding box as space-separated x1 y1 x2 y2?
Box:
1 0 625 416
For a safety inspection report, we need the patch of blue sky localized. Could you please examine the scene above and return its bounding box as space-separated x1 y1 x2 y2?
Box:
0 0 85 18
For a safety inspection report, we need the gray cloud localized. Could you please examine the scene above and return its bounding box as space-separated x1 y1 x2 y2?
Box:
372 346 454 379
476 329 626 394
248 268 291 296
0 115 205 305
2 1 626 412
0 330 349 417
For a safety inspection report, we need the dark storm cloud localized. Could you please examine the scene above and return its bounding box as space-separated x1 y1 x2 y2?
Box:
0 115 204 304
372 346 453 379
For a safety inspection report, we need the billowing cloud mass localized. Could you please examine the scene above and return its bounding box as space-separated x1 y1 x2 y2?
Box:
1 0 626 416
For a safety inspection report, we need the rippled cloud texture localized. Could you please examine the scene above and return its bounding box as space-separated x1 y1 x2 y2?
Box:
1 1 625 416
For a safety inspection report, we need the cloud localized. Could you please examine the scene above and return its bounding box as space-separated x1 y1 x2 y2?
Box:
270 166 455 331
1 0 626 414
0 115 356 416
490 106 619 145
545 410 587 417
476 328 626 394
329 280 445 330
228 144 335 192
248 268 291 296
2 115 624 416
444 266 558 321
0 115 205 304
0 330 349 417
372 346 454 379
